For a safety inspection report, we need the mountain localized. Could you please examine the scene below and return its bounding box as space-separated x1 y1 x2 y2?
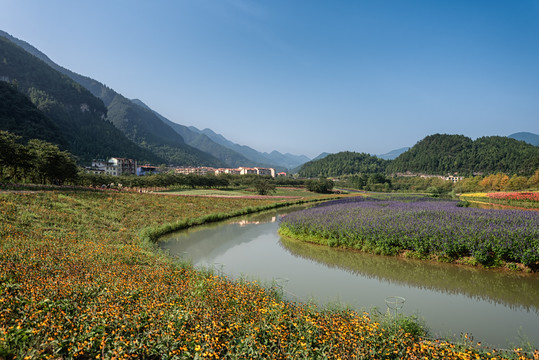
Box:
106 95 224 166
0 30 311 169
0 81 65 145
387 134 539 176
297 151 389 178
263 151 310 170
0 36 162 164
0 30 118 107
377 147 410 160
191 127 310 169
0 30 225 167
509 132 539 147
312 152 330 161
130 99 252 167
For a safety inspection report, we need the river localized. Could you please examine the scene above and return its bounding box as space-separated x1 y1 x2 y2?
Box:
159 205 539 350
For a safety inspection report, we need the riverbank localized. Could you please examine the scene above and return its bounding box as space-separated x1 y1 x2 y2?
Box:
1 189 536 359
279 195 539 272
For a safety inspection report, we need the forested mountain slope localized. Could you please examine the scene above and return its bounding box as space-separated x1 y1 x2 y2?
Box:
106 95 224 166
130 99 249 167
0 81 65 145
0 31 308 169
0 37 161 164
298 151 389 177
386 134 539 176
0 30 226 167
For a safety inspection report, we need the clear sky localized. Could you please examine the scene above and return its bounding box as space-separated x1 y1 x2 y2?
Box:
2 0 538 158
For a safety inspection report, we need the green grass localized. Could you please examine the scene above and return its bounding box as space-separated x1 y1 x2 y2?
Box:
0 189 533 359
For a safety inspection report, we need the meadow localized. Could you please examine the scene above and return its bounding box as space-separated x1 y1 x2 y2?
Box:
1 189 537 359
279 195 539 269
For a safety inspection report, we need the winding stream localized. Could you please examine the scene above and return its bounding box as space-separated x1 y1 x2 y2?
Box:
160 205 539 349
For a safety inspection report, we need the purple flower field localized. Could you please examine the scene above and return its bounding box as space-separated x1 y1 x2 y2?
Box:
279 196 539 267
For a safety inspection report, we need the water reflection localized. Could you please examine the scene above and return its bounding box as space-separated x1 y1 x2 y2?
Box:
160 206 305 264
159 205 539 348
279 236 539 313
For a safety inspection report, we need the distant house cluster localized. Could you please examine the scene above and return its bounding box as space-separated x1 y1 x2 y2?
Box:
86 159 286 177
176 166 281 177
86 158 140 176
395 172 465 182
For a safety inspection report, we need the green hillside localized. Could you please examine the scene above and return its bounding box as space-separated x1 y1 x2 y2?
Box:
0 81 65 145
386 134 539 176
0 37 162 164
298 151 389 177
130 99 248 167
106 95 224 166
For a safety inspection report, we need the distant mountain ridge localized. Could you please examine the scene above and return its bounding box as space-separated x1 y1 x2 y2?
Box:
189 127 310 169
2 30 535 173
0 30 310 169
509 132 539 147
377 147 410 160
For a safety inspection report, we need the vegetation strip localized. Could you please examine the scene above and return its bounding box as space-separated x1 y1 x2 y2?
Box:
1 190 537 359
141 196 338 243
279 195 539 271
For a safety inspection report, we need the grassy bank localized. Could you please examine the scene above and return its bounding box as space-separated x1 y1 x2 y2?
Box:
1 190 535 359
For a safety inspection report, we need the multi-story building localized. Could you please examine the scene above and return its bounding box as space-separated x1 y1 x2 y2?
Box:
90 158 137 176
175 167 216 176
109 157 137 176
254 167 276 177
238 167 257 175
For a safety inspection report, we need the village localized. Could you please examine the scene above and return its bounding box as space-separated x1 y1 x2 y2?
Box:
86 157 287 177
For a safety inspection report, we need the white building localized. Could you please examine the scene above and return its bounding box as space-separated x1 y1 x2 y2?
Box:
90 158 137 176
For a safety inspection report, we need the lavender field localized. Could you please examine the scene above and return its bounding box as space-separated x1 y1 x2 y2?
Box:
279 196 539 268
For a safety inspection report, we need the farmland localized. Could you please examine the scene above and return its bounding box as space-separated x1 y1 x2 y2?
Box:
1 190 538 359
279 195 539 270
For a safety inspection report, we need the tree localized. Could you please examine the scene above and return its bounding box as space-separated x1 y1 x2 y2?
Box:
26 139 78 185
252 177 276 195
305 178 334 193
0 130 30 181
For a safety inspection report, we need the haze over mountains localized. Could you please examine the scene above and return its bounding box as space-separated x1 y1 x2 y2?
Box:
0 30 310 170
0 29 537 174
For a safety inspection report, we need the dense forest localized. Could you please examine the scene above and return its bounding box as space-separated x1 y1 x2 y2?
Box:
0 130 78 185
0 37 163 164
298 151 389 178
297 135 539 178
0 81 66 146
386 134 539 176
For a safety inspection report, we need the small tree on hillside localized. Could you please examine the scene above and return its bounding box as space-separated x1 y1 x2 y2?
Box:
253 177 276 195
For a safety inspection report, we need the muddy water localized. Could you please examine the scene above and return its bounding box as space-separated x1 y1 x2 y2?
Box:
160 206 539 349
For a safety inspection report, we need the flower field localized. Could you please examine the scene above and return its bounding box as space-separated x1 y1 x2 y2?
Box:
279 196 539 267
486 192 539 202
460 192 539 210
1 190 537 359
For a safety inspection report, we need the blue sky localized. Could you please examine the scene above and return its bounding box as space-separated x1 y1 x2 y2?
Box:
2 1 538 158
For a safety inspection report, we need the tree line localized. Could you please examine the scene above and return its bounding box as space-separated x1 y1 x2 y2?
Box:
0 130 78 185
341 171 539 195
298 134 539 178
